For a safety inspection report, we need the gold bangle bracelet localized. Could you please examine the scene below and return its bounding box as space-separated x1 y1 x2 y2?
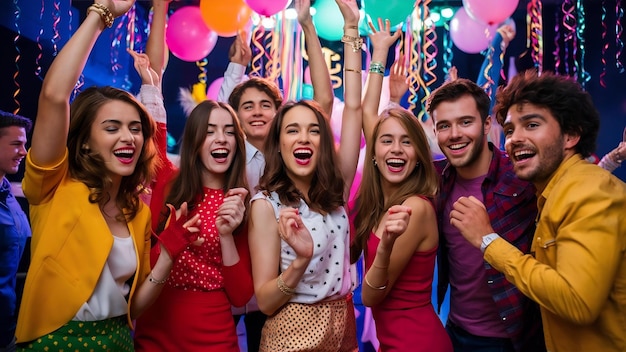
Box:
364 275 388 290
344 68 362 74
277 272 296 296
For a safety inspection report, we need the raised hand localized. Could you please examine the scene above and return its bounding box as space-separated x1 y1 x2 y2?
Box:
127 49 159 87
295 0 313 26
216 187 249 236
368 18 402 50
335 0 360 26
277 207 314 259
389 54 409 104
449 196 495 249
497 24 516 50
158 202 204 259
228 30 252 66
380 205 412 247
98 0 135 19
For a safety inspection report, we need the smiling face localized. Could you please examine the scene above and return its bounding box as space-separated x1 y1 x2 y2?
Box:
87 100 144 182
374 117 419 190
0 126 27 179
503 102 578 186
236 87 277 147
433 94 492 178
200 108 238 188
279 105 321 186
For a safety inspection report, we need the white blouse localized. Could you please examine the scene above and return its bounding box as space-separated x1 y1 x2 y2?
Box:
73 235 136 321
252 191 356 304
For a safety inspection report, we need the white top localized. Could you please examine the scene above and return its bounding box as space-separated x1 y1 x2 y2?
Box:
73 235 137 321
252 191 356 304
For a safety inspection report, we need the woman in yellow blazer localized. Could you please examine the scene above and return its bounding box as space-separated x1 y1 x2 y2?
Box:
15 1 201 350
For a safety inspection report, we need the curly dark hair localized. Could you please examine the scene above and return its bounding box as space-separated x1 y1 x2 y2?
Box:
68 86 159 221
258 100 344 214
494 70 599 158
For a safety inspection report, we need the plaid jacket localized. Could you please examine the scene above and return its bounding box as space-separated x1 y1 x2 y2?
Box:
435 143 545 352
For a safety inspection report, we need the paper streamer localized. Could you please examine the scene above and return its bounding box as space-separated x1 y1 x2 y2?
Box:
616 0 624 73
250 24 265 77
13 0 21 114
575 0 590 89
70 6 84 101
51 0 60 56
442 22 453 77
561 0 576 76
600 0 608 87
553 9 561 73
421 0 438 89
35 0 44 80
528 0 543 74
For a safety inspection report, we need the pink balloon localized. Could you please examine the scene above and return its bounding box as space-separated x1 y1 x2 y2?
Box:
449 8 498 54
206 77 225 100
245 0 291 17
166 6 218 62
462 0 519 26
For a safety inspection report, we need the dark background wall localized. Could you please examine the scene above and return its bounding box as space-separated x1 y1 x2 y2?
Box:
1 0 625 181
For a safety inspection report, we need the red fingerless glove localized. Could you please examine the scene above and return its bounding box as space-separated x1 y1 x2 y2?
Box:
155 205 195 259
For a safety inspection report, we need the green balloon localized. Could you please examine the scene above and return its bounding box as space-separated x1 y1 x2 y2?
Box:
364 0 415 28
312 0 345 41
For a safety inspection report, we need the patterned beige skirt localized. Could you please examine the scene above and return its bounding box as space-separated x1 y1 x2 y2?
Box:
260 294 358 352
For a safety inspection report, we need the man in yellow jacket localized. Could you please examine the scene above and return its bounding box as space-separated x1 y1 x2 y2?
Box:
448 71 626 352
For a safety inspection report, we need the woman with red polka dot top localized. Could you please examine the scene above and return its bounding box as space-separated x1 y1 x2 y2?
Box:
133 98 253 351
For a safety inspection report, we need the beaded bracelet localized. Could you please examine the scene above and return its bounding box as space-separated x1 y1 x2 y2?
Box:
369 61 385 76
277 273 296 296
87 3 114 28
148 270 167 285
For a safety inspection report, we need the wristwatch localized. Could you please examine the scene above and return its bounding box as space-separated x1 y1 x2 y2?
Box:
480 233 500 253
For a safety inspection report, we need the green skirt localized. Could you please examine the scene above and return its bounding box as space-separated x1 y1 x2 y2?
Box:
17 316 133 352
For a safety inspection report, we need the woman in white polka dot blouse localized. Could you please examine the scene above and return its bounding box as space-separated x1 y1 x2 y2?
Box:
248 1 364 350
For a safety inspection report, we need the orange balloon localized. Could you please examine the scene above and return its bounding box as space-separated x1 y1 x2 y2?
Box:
200 0 253 37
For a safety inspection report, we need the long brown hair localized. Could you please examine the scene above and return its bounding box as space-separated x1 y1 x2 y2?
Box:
160 100 249 232
351 109 438 263
258 100 344 214
68 86 159 221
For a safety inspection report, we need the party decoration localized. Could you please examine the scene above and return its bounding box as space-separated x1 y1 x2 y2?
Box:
462 0 519 26
560 0 576 76
449 7 497 54
615 0 624 73
528 0 543 74
600 0 608 87
200 0 252 37
312 0 345 41
575 0 590 88
13 0 21 114
206 77 224 100
364 0 414 28
166 6 218 62
245 0 291 17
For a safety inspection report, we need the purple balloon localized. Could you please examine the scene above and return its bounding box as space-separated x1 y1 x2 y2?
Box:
245 0 291 17
166 6 218 62
449 7 498 54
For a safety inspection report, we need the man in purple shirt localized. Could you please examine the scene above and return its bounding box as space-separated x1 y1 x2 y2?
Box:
427 79 544 352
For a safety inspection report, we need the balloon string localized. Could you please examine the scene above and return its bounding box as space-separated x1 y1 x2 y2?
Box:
13 0 21 114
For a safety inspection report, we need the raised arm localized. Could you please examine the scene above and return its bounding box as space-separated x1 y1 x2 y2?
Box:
31 0 135 167
297 0 333 116
477 24 515 111
335 0 363 201
145 0 170 85
387 54 409 107
217 31 251 103
362 19 401 143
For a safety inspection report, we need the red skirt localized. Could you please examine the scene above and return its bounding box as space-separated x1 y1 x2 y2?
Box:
134 286 239 352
